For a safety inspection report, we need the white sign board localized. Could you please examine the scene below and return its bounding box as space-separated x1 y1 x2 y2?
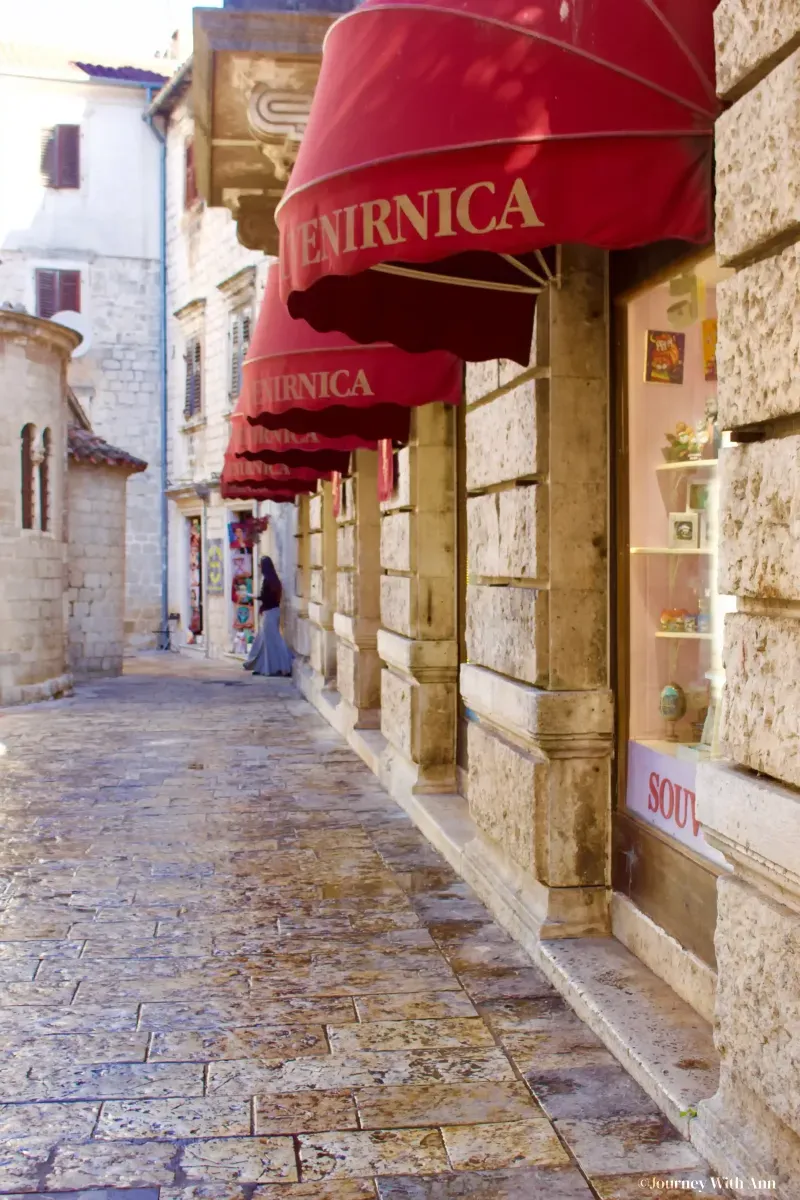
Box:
626 741 726 867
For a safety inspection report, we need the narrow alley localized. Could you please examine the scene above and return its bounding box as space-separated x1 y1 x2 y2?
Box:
0 658 716 1195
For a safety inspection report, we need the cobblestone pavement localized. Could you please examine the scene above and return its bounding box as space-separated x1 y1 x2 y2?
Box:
0 655 715 1197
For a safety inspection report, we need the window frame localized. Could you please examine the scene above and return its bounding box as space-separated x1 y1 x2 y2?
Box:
35 268 81 319
20 425 36 530
228 307 253 407
184 335 203 421
41 124 81 189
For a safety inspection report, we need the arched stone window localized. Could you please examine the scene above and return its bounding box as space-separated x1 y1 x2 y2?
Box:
20 423 35 529
39 428 51 532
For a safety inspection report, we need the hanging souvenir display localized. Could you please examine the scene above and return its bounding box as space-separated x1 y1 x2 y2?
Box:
188 517 203 640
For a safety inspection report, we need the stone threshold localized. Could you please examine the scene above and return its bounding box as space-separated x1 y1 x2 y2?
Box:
295 661 720 1152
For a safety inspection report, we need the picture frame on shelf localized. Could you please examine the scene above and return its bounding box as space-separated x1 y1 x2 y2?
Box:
667 511 700 549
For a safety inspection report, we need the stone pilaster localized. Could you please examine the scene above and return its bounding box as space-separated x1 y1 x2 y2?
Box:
693 6 800 1190
335 451 381 730
307 483 337 686
288 494 310 659
379 403 458 792
460 245 612 938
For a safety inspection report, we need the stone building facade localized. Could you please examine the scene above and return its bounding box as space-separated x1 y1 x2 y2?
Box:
66 426 147 680
182 0 799 1184
151 67 295 661
280 10 800 1189
0 46 168 649
0 310 145 704
693 2 800 1187
0 310 77 706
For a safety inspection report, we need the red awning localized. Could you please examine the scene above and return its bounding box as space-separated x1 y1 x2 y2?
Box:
277 0 718 363
241 262 461 440
220 443 330 502
220 483 305 504
228 407 355 474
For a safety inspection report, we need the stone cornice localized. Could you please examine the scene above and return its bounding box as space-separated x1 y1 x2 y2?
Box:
0 311 81 358
173 298 207 325
216 265 257 302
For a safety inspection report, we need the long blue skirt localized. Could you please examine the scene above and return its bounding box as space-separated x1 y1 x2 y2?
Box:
244 608 292 676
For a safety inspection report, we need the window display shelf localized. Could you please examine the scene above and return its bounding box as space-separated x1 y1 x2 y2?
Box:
630 547 713 556
655 459 718 473
655 631 713 640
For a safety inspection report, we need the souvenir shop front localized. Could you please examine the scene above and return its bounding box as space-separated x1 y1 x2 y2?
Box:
224 512 275 658
612 244 734 1002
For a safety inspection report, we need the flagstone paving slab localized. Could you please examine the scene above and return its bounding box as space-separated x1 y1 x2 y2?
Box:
255 1089 360 1134
0 655 716 1193
298 1128 449 1180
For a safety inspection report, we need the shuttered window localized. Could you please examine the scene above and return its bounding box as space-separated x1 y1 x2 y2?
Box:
184 139 198 209
35 269 81 319
40 125 80 189
21 425 35 530
184 337 203 419
228 309 252 404
39 428 51 533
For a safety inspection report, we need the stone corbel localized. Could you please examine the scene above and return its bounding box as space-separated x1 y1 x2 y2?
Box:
247 80 315 182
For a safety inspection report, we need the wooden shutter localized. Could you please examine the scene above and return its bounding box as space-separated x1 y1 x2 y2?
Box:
184 338 195 418
242 312 252 354
56 126 80 188
40 129 56 186
184 338 202 418
184 140 197 209
193 340 202 415
229 316 241 401
58 270 81 313
35 270 59 319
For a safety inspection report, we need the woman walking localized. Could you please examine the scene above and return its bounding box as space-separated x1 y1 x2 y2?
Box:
244 556 292 677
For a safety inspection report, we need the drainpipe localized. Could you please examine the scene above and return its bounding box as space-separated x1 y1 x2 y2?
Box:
144 89 169 649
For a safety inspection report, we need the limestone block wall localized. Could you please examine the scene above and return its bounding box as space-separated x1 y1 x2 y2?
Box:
335 452 381 729
0 314 77 705
67 257 162 651
694 3 800 1188
379 404 458 790
460 246 613 938
66 464 128 678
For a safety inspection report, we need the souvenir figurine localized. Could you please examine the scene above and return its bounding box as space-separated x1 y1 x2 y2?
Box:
660 682 687 741
662 420 710 463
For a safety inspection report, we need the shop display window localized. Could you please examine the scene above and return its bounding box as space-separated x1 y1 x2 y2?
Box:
623 254 734 867
229 512 256 656
187 516 203 643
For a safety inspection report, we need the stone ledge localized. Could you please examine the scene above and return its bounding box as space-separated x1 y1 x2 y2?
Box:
377 628 458 680
307 600 334 629
538 938 719 1137
698 760 800 906
333 612 379 646
460 663 613 756
611 892 717 1025
0 672 74 709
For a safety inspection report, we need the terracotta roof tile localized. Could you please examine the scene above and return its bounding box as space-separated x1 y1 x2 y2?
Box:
68 426 148 473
